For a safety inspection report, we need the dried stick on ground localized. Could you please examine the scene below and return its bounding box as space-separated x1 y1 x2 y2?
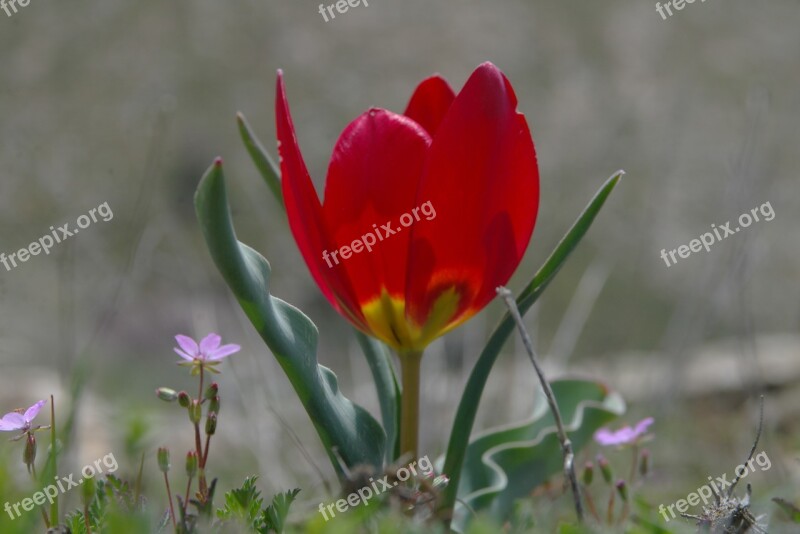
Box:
497 286 584 523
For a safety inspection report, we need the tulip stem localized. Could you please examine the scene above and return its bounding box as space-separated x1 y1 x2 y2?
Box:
399 350 423 459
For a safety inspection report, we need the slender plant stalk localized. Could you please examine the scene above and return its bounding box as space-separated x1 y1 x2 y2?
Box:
195 365 208 498
583 488 601 522
28 456 51 528
399 350 423 459
606 490 615 524
203 434 212 467
193 422 205 497
497 287 584 523
628 445 639 484
49 395 58 524
84 503 92 534
134 452 145 509
163 472 177 529
183 475 194 516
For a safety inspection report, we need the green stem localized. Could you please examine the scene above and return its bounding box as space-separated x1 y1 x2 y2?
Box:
49 395 58 524
399 351 423 459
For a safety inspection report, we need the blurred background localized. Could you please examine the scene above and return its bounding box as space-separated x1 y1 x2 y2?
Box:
0 0 798 526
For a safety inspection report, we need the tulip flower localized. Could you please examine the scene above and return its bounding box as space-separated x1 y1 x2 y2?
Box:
275 62 540 456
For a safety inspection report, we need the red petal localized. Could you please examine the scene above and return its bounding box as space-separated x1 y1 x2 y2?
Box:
322 108 431 305
275 71 367 329
403 75 456 137
406 62 539 327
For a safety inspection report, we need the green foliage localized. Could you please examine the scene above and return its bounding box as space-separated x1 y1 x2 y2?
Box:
63 474 146 534
194 160 386 474
217 476 264 527
263 488 301 533
216 476 300 533
451 379 624 530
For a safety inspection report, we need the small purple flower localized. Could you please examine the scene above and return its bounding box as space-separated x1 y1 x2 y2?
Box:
174 334 240 364
594 417 654 447
0 400 47 434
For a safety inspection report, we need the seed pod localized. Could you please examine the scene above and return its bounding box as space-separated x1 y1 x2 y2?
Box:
188 400 202 424
185 451 198 478
156 387 179 402
615 479 628 502
23 434 37 467
639 448 650 478
208 396 221 416
157 447 170 473
205 413 217 436
204 383 219 400
597 454 613 484
582 461 594 486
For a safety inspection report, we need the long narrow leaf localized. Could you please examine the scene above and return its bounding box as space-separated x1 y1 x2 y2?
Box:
439 170 624 519
355 331 401 462
237 112 284 208
195 159 385 473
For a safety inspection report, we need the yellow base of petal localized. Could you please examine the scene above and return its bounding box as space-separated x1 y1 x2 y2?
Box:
361 288 469 351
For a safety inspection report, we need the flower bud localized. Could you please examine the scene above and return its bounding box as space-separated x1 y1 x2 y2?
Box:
157 447 170 473
156 387 179 402
615 479 628 502
208 395 220 416
582 461 594 486
204 382 219 400
177 391 191 408
639 448 650 478
23 434 36 467
185 451 198 478
188 400 202 424
596 454 613 484
205 413 217 436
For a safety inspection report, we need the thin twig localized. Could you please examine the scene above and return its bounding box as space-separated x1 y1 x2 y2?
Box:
84 502 92 534
163 472 177 529
183 474 194 517
497 287 584 523
728 395 765 497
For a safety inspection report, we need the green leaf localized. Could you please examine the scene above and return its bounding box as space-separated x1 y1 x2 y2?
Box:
237 112 284 208
452 379 624 530
195 160 385 473
236 118 401 461
355 331 401 462
262 488 301 533
439 170 624 520
217 476 264 525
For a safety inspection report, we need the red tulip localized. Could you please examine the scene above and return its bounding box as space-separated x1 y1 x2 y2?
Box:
275 62 539 353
